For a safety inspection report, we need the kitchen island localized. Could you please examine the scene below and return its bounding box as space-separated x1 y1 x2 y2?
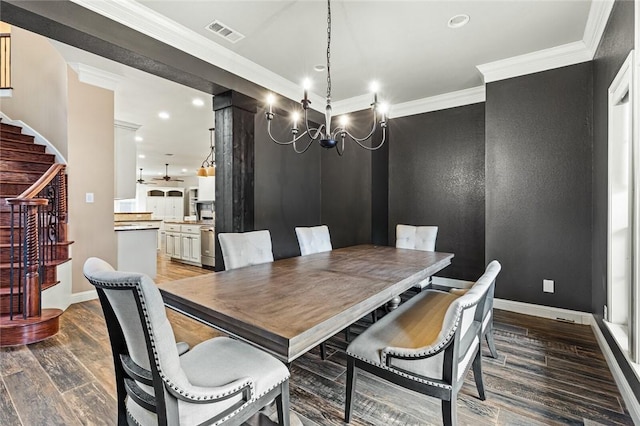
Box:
114 212 161 278
164 220 214 268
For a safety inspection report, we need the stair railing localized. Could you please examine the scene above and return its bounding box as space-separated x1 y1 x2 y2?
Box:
6 164 67 320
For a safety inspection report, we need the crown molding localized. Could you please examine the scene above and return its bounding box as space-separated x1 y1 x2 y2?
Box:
388 86 485 119
330 93 374 116
583 0 615 57
70 0 324 112
69 62 121 91
477 41 592 84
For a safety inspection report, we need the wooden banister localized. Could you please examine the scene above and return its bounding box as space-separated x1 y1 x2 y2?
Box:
5 164 67 320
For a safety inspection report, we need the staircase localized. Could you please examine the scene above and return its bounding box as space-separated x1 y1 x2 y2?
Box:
0 120 72 346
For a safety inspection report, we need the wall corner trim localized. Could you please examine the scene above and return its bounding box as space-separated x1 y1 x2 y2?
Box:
583 0 616 58
388 86 486 119
477 41 592 84
70 289 98 304
591 317 640 425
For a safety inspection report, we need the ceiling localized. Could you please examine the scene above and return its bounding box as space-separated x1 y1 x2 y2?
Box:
52 0 594 179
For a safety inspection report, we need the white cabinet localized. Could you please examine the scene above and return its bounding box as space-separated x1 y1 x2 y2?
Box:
165 223 201 266
180 225 201 264
146 188 184 220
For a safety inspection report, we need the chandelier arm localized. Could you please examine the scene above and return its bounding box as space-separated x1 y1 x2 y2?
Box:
303 109 326 141
267 120 312 145
347 127 387 151
293 138 316 154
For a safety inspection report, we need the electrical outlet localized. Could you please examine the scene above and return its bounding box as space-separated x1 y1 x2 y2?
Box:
543 279 554 293
85 192 94 203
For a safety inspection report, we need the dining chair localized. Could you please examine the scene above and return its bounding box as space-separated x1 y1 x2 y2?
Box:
294 225 336 360
345 260 501 426
218 230 274 271
385 224 439 311
451 281 499 359
295 225 332 256
83 257 291 426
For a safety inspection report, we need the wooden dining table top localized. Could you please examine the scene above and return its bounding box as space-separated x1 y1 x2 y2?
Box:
158 244 454 363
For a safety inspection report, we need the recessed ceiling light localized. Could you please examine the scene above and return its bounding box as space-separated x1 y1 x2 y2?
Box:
138 154 145 159
192 98 205 107
135 136 143 142
313 64 326 72
448 14 470 29
158 111 170 120
181 168 188 173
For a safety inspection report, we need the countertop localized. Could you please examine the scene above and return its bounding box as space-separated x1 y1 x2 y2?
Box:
165 220 214 227
114 224 160 231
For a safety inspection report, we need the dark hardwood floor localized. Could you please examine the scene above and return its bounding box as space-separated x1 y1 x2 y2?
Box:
0 253 633 425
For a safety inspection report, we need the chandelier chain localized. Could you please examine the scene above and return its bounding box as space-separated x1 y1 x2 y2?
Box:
326 0 331 103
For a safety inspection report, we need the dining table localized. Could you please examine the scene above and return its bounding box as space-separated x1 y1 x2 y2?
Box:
158 244 454 363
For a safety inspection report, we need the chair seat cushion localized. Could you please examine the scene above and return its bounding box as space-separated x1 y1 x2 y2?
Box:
128 336 289 425
347 290 460 381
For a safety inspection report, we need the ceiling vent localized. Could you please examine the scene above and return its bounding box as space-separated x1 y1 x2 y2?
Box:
205 20 244 43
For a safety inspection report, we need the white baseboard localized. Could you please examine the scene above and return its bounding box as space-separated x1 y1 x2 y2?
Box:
591 317 640 425
493 298 592 325
70 289 98 304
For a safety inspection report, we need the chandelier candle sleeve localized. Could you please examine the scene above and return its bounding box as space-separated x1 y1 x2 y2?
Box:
264 0 387 155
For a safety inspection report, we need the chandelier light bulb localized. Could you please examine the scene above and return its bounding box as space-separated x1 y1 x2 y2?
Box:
303 78 312 90
339 115 349 127
369 81 379 93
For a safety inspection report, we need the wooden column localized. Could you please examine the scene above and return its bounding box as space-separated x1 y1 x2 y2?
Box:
371 124 389 246
213 91 257 271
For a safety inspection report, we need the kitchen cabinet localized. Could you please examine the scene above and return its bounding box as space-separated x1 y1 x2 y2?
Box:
146 188 184 221
165 224 182 258
114 120 140 200
165 223 201 266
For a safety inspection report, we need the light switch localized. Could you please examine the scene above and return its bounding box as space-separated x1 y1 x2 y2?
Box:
543 279 554 293
85 192 94 203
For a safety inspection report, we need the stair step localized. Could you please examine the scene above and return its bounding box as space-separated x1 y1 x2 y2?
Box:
0 183 32 197
0 170 46 184
0 243 71 263
0 258 68 286
0 122 25 135
0 308 63 346
0 160 52 173
1 139 46 153
0 147 55 164
1 130 34 143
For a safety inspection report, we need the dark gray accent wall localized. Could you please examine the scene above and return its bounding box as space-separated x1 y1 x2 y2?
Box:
254 107 322 259
485 63 593 312
592 0 635 316
321 110 373 249
388 103 486 281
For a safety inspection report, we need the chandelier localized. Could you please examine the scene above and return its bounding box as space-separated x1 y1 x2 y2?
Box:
265 0 388 155
197 127 216 177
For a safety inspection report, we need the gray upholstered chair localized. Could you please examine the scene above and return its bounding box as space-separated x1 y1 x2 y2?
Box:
451 281 499 359
218 230 274 271
294 225 335 359
83 257 290 426
345 261 501 426
396 224 439 290
295 225 332 256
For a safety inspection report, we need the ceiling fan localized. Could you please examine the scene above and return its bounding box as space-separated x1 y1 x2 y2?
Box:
153 163 184 182
136 168 156 185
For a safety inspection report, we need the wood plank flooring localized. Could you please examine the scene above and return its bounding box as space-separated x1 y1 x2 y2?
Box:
0 254 633 425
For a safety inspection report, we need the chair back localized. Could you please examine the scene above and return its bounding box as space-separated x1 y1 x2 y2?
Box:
83 257 190 425
218 230 274 271
381 260 501 384
396 224 438 251
295 225 332 256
